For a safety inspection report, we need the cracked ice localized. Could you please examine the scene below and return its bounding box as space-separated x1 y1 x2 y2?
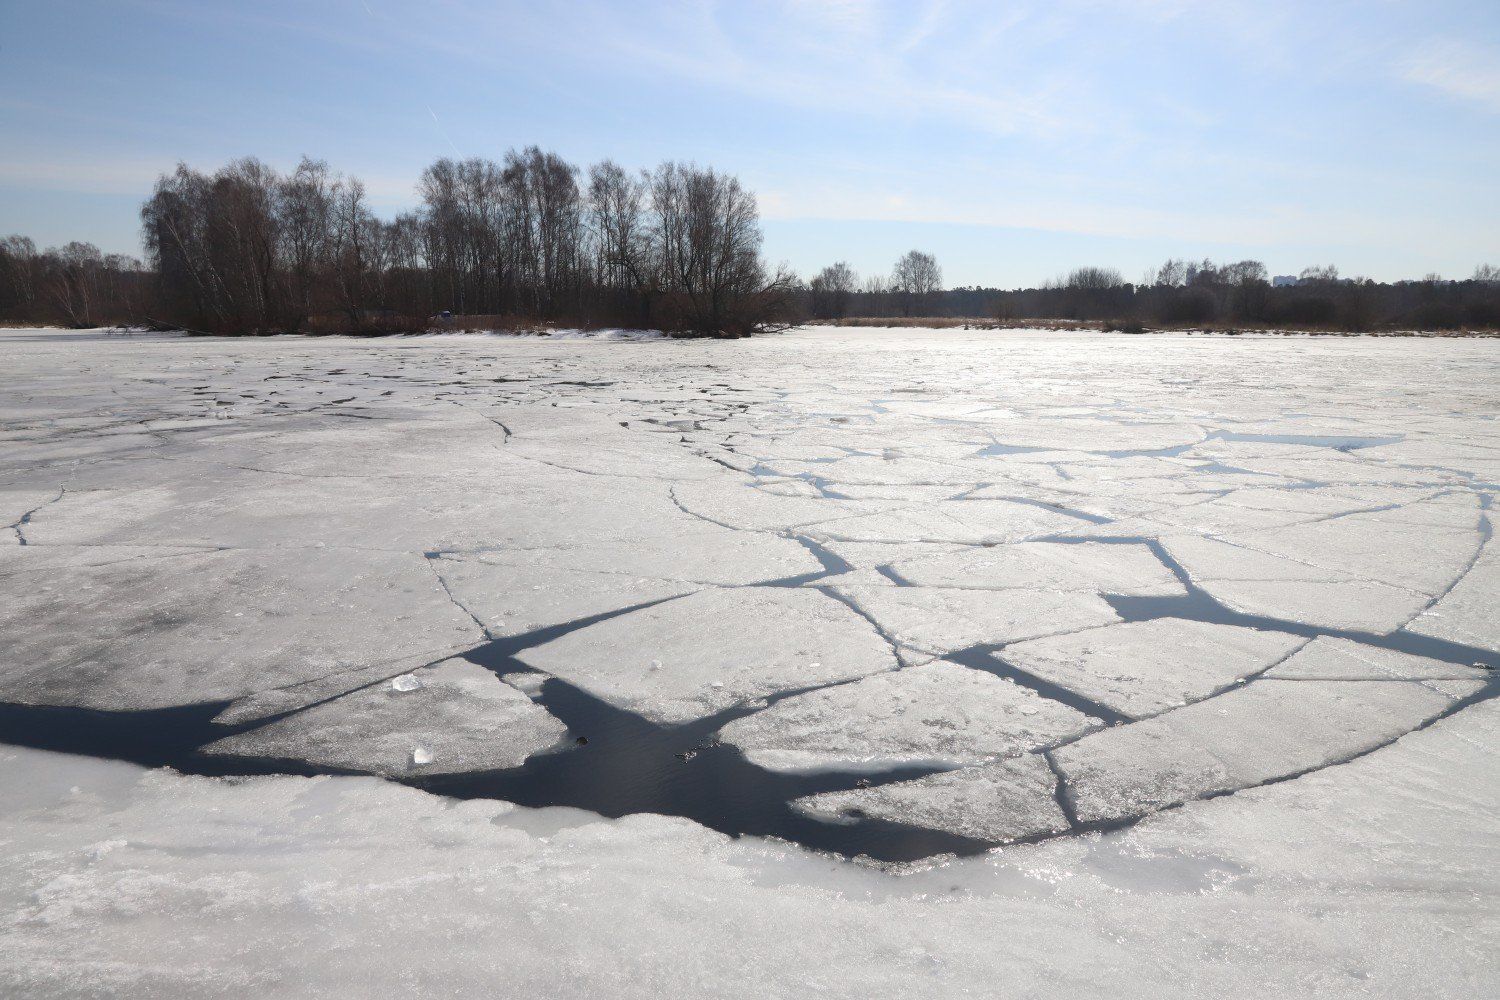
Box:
1 325 1496 998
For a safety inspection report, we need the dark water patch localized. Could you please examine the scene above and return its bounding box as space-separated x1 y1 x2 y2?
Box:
0 601 991 864
0 680 988 864
10 489 66 545
420 655 988 862
730 535 856 589
781 535 854 581
0 700 347 780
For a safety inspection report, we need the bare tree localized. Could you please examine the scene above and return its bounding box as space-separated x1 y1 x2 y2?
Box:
651 163 786 335
891 250 941 315
133 151 788 335
279 158 335 327
1064 266 1123 290
0 235 39 317
1153 258 1188 287
504 147 583 317
1299 264 1340 284
808 260 858 319
329 176 375 325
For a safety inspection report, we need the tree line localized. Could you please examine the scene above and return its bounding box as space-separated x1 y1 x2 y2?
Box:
0 150 793 336
4 158 1498 334
801 258 1500 332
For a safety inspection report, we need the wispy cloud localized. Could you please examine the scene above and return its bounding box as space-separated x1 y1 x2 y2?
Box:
1401 39 1500 113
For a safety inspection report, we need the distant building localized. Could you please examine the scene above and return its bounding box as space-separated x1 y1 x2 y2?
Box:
1272 275 1299 288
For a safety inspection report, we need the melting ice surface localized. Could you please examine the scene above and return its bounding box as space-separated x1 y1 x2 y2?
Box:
0 325 1496 995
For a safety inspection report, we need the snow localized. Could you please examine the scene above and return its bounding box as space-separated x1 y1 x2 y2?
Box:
1 325 1497 995
2 697 1496 997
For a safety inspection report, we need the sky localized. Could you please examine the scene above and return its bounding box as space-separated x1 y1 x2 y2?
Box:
1 0 1497 287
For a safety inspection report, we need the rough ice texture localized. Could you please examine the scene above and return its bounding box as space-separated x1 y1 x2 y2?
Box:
1055 677 1482 823
205 658 567 775
516 587 898 724
718 661 1093 772
1203 577 1431 633
1228 503 1480 596
2 326 1497 994
827 584 1120 665
0 546 484 710
807 500 1092 544
1264 636 1492 682
210 644 479 726
1002 619 1308 717
429 553 699 638
1407 539 1500 651
794 753 1070 843
891 540 1185 596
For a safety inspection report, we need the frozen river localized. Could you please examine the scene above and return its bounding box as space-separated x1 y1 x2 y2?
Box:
1 326 1496 997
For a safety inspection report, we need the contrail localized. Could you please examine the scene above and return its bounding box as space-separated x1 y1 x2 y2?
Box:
361 0 459 157
426 104 461 157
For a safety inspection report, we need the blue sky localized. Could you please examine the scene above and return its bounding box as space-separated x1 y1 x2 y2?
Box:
1 0 1497 286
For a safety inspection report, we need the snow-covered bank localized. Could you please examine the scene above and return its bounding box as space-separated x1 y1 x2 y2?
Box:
2 701 1494 999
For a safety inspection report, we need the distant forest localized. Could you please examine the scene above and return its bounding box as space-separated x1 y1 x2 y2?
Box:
1 152 1497 335
812 260 1500 332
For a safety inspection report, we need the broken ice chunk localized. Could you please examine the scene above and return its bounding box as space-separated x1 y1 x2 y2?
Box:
828 584 1119 666
794 754 1070 843
890 540 1184 597
1406 540 1500 652
1002 619 1306 718
720 661 1093 773
1053 676 1482 824
1263 637 1492 682
515 587 898 724
205 658 567 776
391 673 423 692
